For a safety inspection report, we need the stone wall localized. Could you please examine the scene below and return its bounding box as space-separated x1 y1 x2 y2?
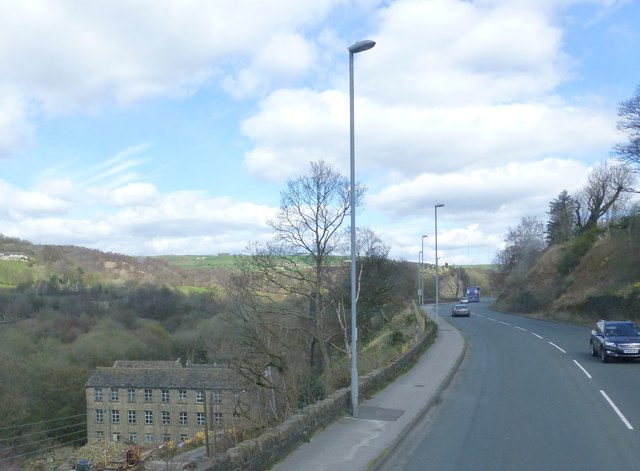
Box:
196 325 436 471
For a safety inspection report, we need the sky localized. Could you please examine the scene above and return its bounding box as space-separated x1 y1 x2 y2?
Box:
1 0 640 266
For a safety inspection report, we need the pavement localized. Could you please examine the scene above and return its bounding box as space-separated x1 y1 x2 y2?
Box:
271 307 467 471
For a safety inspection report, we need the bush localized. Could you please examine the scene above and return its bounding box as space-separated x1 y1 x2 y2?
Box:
557 228 601 275
388 331 405 347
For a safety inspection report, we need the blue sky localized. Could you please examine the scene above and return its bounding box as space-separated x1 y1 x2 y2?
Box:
1 0 639 265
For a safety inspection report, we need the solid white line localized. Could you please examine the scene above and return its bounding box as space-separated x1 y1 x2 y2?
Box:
548 342 566 353
531 333 544 339
500 321 511 326
600 390 634 430
515 326 527 332
573 360 592 379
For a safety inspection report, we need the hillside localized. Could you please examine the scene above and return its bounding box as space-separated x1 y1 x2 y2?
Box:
493 222 640 324
0 235 236 291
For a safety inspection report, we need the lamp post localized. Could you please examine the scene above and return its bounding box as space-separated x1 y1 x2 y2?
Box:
435 203 444 324
421 235 428 307
349 38 375 418
418 251 423 306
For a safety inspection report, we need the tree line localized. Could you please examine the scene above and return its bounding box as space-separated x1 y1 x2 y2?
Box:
0 161 421 467
492 84 640 311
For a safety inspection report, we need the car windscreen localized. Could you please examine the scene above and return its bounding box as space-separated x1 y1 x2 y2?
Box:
607 324 640 336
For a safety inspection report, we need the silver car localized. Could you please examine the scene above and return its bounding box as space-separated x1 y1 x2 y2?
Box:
451 303 470 317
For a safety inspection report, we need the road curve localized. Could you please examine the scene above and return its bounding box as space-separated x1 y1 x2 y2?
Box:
382 301 640 471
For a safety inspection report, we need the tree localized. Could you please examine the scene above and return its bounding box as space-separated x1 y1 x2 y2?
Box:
574 161 635 231
614 83 640 170
238 161 365 396
492 215 545 285
546 190 577 245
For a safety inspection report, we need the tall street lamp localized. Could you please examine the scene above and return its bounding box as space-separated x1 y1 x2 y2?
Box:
349 38 375 418
435 203 444 324
418 251 423 306
421 235 428 307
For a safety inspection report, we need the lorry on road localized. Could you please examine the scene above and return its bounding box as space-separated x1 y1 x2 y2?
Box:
466 286 480 302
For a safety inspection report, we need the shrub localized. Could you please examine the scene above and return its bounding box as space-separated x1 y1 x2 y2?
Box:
557 228 601 275
388 330 405 347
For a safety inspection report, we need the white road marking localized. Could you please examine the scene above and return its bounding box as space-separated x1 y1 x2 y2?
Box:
487 317 497 322
515 326 527 332
573 360 592 379
548 342 566 353
500 321 511 326
531 333 544 339
600 390 634 430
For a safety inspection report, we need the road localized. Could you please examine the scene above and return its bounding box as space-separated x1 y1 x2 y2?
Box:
381 301 640 471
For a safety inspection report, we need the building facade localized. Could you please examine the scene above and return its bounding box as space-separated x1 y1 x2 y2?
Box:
85 360 254 446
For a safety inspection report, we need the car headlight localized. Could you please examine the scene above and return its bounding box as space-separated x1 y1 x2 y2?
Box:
604 341 617 347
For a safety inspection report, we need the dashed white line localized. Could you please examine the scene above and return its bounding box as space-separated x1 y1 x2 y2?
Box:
531 333 544 340
548 342 566 353
600 390 634 430
515 326 527 332
487 317 497 322
500 321 511 326
573 360 592 379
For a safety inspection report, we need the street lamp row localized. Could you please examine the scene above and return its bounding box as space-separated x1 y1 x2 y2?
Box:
417 205 445 325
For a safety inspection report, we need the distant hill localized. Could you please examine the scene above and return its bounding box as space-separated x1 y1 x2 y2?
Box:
0 234 235 291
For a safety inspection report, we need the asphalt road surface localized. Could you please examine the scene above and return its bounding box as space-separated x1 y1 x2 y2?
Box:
381 301 640 471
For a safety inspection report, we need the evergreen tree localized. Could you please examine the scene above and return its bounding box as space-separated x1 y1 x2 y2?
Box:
546 190 576 245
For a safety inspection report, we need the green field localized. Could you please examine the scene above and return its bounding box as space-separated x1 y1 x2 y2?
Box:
0 259 32 287
154 254 238 269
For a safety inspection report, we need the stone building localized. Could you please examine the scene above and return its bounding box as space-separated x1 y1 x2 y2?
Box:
85 360 255 446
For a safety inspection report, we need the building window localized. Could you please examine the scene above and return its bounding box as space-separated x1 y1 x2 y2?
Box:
163 434 171 443
212 391 221 404
144 389 152 402
213 413 223 427
145 411 153 425
96 431 104 440
145 433 154 444
111 410 120 423
162 411 170 425
232 413 240 425
128 410 136 424
179 412 187 425
129 433 137 443
110 388 119 401
94 388 103 402
95 410 104 423
178 389 187 402
196 412 205 426
195 390 203 404
179 434 188 442
161 389 169 403
127 388 136 402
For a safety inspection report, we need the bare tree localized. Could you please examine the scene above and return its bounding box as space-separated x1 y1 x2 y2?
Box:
492 215 545 286
243 161 365 396
574 161 635 231
614 83 640 171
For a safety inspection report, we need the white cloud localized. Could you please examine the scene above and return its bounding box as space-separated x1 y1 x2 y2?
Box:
0 0 635 261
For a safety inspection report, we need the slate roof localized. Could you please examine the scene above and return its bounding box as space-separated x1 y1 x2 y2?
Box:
86 362 243 390
112 360 182 369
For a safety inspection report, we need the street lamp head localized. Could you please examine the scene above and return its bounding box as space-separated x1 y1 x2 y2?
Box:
435 203 444 208
349 39 376 54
